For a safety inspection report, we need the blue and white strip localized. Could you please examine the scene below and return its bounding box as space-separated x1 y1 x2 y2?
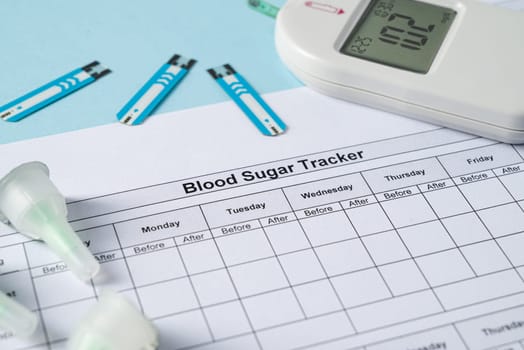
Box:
117 54 196 126
0 61 110 122
207 64 287 136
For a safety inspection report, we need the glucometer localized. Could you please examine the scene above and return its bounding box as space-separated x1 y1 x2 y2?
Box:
275 0 524 143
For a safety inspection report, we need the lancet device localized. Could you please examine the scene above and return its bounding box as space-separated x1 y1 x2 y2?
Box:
0 291 38 338
0 61 110 122
275 0 524 143
0 162 100 281
68 292 159 350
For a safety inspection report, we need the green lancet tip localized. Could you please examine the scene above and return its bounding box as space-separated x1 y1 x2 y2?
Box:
0 292 38 338
247 0 280 18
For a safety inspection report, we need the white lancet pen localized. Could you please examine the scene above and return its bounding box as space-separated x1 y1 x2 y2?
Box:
0 162 100 281
0 291 38 338
68 292 159 350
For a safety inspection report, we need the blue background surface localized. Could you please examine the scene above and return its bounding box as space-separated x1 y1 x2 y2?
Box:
0 0 299 144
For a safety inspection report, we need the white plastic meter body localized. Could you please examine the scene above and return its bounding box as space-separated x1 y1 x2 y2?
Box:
275 0 524 143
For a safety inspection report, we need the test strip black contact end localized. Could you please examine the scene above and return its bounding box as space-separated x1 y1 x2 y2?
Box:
207 64 236 79
168 54 197 70
82 61 111 80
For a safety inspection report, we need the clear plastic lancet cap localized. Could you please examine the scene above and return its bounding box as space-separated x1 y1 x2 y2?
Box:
68 292 159 350
0 162 100 281
0 291 38 338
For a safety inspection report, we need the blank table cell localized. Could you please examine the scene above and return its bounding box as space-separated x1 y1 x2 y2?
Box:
460 241 512 275
264 222 311 255
498 232 524 266
500 171 524 201
381 195 436 227
127 247 187 286
316 239 373 276
424 187 472 218
243 289 304 330
300 212 357 246
229 258 288 297
416 249 475 287
398 221 455 257
138 278 198 318
345 204 393 236
478 203 524 237
361 231 410 265
348 290 442 332
279 250 326 285
332 269 391 308
257 312 354 350
459 179 514 210
154 310 212 350
379 260 428 296
294 280 343 317
179 240 225 274
191 269 237 306
204 301 251 339
442 213 492 246
435 270 524 309
215 229 274 266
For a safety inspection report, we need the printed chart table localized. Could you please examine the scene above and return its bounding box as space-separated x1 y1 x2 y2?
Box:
2 129 524 350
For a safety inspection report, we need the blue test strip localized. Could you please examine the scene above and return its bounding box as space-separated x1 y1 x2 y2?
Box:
117 54 196 126
0 61 110 122
207 64 287 136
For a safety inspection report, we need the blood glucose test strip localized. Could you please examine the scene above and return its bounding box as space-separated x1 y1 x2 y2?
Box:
207 64 287 136
0 61 110 122
117 54 196 126
247 0 280 18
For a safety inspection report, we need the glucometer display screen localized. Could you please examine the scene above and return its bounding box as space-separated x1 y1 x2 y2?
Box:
340 0 456 73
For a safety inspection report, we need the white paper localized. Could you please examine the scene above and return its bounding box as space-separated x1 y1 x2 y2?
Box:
1 86 524 350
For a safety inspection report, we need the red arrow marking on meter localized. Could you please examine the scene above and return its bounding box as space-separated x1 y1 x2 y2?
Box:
305 1 345 14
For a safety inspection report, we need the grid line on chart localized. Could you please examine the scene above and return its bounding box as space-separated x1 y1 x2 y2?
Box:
171 235 216 341
435 157 524 285
197 204 263 350
489 168 524 284
25 262 524 315
296 301 524 350
135 299 524 350
452 323 471 350
339 202 395 296
417 159 478 278
357 172 447 311
112 223 146 313
280 188 358 333
258 220 308 319
22 243 51 350
4 212 524 281
512 145 524 161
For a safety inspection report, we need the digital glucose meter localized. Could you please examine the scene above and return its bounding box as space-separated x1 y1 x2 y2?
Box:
275 0 524 143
